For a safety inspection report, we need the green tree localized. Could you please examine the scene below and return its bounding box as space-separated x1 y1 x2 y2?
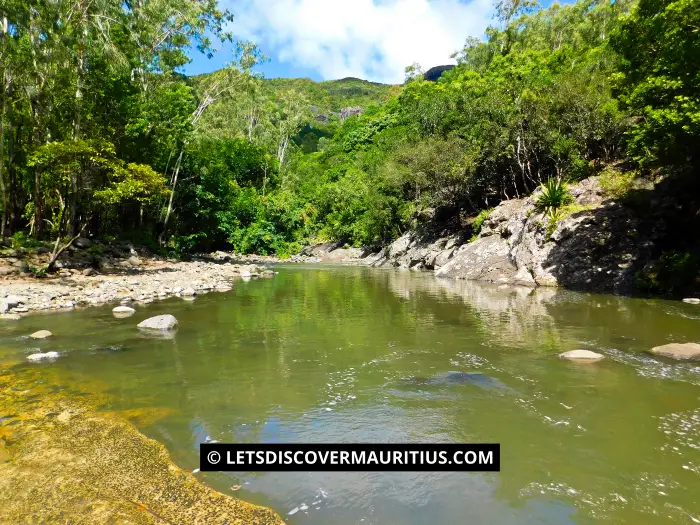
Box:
611 0 700 170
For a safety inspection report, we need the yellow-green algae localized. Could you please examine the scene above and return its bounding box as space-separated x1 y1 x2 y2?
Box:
0 364 284 524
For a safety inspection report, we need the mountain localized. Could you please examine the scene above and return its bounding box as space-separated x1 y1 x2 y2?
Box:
264 77 395 115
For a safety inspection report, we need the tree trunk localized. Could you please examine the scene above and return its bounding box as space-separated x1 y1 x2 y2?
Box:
69 19 87 237
0 91 7 237
160 149 183 245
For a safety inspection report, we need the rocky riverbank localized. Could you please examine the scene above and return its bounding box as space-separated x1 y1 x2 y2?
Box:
301 176 670 295
0 253 274 316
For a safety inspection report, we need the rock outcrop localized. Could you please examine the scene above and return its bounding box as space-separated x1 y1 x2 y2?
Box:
356 176 654 294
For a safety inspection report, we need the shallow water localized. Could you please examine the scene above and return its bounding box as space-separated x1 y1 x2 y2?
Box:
3 266 700 524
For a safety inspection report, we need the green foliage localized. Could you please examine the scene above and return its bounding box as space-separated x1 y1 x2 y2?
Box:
470 208 494 242
536 179 574 217
611 0 700 170
637 251 700 294
10 232 43 249
599 167 638 199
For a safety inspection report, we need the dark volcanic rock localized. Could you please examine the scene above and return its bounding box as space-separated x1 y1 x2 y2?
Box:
424 65 455 82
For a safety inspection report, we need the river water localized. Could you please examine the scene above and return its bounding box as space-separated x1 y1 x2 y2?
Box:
2 266 700 524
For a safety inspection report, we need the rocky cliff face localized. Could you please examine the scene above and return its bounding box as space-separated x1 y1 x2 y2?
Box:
307 176 656 295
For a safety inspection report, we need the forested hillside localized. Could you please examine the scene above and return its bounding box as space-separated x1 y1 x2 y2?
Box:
1 0 699 290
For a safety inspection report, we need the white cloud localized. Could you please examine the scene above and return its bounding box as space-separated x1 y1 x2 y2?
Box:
227 0 495 83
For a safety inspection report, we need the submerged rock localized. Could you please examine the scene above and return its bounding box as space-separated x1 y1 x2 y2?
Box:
29 330 52 339
559 349 605 362
137 314 178 331
27 351 60 362
403 371 510 391
112 306 136 317
650 343 700 360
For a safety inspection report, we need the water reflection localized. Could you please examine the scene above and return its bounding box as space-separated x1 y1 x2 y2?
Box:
1 266 700 524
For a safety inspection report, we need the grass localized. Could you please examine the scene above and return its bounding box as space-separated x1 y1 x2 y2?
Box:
544 203 598 241
599 167 637 199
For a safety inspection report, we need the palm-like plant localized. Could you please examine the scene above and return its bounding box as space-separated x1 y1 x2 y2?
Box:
536 178 573 217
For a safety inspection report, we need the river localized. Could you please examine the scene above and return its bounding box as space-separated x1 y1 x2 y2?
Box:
2 265 700 524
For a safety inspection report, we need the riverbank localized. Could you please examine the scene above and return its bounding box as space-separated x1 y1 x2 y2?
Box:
302 174 700 298
0 254 276 315
0 363 284 524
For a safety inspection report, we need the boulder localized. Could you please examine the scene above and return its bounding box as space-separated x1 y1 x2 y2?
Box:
240 270 252 278
112 306 136 317
682 298 700 305
4 295 26 307
127 256 142 267
82 268 97 276
650 343 700 360
559 349 605 362
137 314 178 331
29 330 53 339
182 288 196 296
27 351 60 362
74 237 92 248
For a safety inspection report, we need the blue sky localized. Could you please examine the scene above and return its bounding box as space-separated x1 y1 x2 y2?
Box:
183 0 563 83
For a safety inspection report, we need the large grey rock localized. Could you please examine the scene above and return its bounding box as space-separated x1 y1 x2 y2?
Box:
362 175 651 294
436 235 519 283
27 351 60 362
112 306 136 317
74 237 92 248
182 287 196 296
29 330 53 339
650 343 700 360
137 314 178 331
559 349 605 362
4 294 26 307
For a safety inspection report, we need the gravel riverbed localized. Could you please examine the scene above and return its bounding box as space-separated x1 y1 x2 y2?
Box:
0 257 276 316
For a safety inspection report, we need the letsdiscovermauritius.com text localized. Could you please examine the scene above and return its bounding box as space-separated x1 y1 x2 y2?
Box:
200 443 500 472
